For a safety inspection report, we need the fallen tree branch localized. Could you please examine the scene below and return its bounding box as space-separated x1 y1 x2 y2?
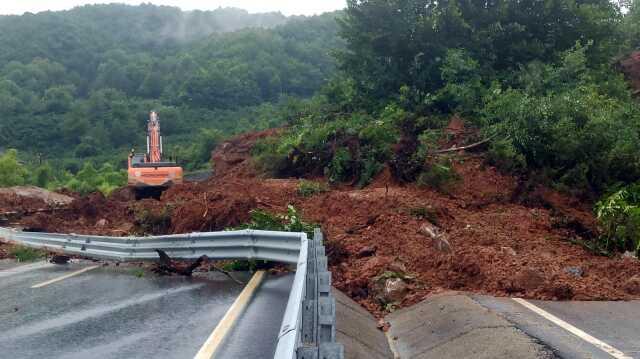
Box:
209 264 245 285
153 249 245 284
428 134 498 155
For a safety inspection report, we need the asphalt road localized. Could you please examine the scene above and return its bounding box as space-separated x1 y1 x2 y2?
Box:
474 295 640 359
0 260 292 359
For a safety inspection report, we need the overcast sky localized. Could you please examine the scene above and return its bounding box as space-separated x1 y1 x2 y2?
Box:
0 1 347 16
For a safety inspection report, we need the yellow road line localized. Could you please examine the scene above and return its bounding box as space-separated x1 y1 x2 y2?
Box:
513 298 632 359
31 265 101 289
385 331 401 359
194 270 266 359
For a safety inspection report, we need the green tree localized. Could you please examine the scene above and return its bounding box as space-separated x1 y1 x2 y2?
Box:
32 162 55 188
0 149 28 187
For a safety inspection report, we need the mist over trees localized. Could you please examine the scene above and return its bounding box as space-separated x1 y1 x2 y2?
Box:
0 4 342 172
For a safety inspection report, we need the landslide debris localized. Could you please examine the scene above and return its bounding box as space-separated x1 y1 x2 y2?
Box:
0 186 74 208
0 241 9 260
7 126 640 318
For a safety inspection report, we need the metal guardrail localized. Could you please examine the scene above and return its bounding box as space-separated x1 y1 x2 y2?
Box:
0 226 344 359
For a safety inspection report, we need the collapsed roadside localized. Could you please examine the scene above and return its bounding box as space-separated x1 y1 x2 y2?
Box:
3 126 640 318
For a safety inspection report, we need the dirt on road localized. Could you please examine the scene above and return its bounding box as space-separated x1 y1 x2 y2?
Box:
5 128 640 317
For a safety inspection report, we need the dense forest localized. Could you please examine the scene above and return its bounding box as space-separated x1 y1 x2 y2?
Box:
250 0 640 256
0 4 342 180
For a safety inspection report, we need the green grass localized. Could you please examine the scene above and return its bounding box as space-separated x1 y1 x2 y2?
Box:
297 180 329 197
129 268 146 278
9 245 46 262
222 260 255 272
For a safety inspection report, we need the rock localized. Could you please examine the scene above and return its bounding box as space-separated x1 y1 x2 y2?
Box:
622 251 638 260
564 266 584 278
376 319 391 332
514 268 545 291
388 260 407 274
357 246 376 258
419 222 439 239
0 186 74 206
419 222 452 253
433 236 452 253
96 218 108 227
500 246 517 256
550 283 574 300
383 277 409 303
371 275 409 304
50 255 70 265
623 275 640 295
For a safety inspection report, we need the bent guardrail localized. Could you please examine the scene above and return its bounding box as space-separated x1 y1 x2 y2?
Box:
0 226 343 359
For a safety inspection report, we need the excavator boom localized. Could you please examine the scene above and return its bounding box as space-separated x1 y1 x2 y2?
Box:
127 111 183 197
147 111 162 163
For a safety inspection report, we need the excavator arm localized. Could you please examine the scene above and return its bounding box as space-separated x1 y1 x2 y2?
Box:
127 111 183 198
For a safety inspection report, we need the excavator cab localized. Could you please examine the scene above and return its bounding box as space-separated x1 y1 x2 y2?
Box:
127 111 183 199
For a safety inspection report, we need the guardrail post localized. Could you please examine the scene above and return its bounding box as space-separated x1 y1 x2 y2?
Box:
318 296 336 343
296 228 343 359
319 343 344 359
302 233 318 345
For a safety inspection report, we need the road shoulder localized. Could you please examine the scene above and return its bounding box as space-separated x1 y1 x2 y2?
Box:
333 289 394 359
385 292 556 359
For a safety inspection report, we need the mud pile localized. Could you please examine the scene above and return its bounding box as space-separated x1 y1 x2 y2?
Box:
298 158 640 315
0 186 73 214
0 241 9 260
8 127 640 317
211 128 280 178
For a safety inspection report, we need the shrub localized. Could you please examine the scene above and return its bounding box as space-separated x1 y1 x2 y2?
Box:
327 147 353 183
9 245 46 262
417 159 460 193
434 49 485 115
486 138 527 173
32 162 55 188
297 180 328 197
236 205 315 238
252 107 400 186
133 205 173 235
595 185 640 257
483 44 640 193
0 149 27 187
63 162 127 196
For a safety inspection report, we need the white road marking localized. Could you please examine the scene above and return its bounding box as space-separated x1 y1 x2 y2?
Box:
31 265 101 288
0 261 54 278
194 270 266 359
513 298 632 359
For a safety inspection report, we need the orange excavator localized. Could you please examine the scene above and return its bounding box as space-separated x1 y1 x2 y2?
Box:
127 111 183 199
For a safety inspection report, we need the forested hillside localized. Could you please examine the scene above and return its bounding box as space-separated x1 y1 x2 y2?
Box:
251 0 640 257
0 4 342 177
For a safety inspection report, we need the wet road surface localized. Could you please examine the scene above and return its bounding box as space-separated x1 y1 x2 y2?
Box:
474 295 640 359
0 260 293 359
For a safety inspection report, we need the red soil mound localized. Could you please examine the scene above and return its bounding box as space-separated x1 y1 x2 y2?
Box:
0 192 49 213
211 128 281 178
